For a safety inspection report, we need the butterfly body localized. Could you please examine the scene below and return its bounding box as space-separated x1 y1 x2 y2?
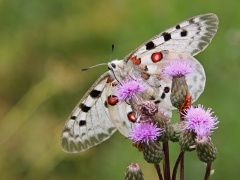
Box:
62 14 218 153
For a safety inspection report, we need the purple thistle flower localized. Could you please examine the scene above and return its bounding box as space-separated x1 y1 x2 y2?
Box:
116 77 147 102
161 59 196 78
129 123 164 144
183 105 219 139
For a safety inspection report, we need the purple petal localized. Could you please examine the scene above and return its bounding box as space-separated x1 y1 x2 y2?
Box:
161 59 196 78
183 104 219 138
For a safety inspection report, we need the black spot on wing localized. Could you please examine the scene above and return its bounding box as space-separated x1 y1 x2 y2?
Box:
161 92 165 99
154 100 161 104
140 65 148 71
150 96 155 100
181 30 188 37
71 116 77 120
104 100 108 108
189 18 195 24
146 41 155 50
145 66 148 71
80 103 91 112
176 24 180 29
193 75 197 82
79 120 86 126
90 89 101 98
162 32 171 41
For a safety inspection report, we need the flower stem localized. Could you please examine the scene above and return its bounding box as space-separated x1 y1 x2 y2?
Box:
204 162 212 180
154 164 163 180
180 151 184 180
172 150 185 180
163 141 171 180
179 112 185 180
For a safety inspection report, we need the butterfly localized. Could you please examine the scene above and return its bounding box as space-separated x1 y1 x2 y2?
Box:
61 13 218 153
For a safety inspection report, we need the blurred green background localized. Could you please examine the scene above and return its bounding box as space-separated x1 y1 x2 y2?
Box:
0 0 240 179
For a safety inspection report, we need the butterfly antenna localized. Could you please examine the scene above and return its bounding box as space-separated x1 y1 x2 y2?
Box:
108 44 121 84
82 45 114 71
110 44 114 61
81 63 108 71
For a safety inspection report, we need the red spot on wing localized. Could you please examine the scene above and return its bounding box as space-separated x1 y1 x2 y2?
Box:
107 77 114 83
164 87 170 93
141 72 150 80
151 52 163 63
127 112 136 122
106 77 117 86
130 56 141 65
107 95 119 106
140 65 148 71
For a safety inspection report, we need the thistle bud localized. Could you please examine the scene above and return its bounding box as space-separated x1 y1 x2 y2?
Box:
141 140 164 164
170 76 189 109
196 136 217 163
169 121 185 142
154 110 171 142
125 163 144 180
179 129 196 151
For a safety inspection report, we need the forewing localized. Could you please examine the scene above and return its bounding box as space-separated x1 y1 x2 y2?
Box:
62 72 116 153
124 13 218 61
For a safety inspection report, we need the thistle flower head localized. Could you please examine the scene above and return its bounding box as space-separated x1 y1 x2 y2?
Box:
138 101 159 116
161 59 196 78
115 77 147 102
129 123 164 144
183 105 219 139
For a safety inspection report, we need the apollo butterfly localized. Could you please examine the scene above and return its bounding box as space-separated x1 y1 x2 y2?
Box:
61 13 218 153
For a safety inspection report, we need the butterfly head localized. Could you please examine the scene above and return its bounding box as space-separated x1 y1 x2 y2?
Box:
108 60 129 81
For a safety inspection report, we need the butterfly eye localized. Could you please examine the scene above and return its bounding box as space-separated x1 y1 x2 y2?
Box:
111 63 116 68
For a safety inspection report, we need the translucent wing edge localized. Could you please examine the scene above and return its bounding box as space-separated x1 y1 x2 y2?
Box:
61 72 117 153
124 13 219 61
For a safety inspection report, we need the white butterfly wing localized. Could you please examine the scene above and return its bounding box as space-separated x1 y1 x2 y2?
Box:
124 13 218 61
62 72 117 153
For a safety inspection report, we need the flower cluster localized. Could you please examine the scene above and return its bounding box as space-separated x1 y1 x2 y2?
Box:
115 77 165 144
115 57 219 177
